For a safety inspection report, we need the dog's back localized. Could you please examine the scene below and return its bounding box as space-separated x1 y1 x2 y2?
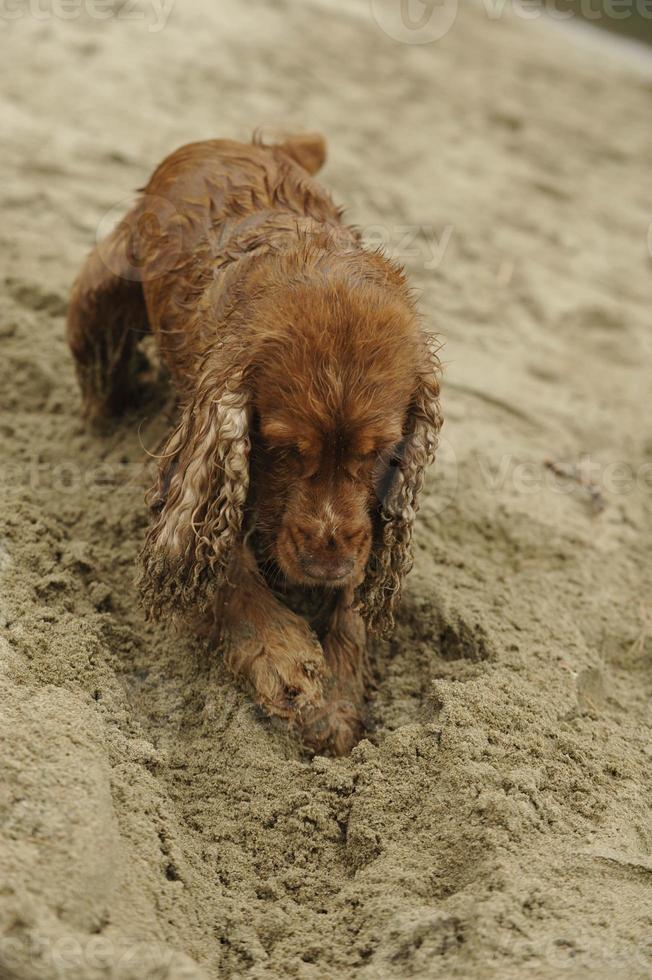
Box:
137 135 351 382
67 133 341 406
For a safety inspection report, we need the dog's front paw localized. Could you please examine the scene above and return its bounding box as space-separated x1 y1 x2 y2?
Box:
301 697 365 756
225 616 327 720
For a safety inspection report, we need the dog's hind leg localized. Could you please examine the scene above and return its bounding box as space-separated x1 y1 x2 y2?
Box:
67 205 150 422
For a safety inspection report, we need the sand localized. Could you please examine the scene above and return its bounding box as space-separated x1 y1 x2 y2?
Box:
1 1 652 977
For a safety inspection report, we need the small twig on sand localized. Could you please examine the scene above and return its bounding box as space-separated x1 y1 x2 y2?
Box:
628 603 652 657
544 458 606 515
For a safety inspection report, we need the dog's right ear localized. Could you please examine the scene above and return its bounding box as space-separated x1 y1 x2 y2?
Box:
356 332 443 636
138 370 251 620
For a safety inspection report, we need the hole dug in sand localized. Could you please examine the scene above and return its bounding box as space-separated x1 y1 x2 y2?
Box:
397 588 493 664
368 586 495 738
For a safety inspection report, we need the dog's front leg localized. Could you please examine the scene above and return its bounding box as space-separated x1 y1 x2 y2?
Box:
215 546 327 721
300 587 368 756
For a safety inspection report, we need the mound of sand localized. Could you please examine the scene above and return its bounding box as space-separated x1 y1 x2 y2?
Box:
1 1 652 977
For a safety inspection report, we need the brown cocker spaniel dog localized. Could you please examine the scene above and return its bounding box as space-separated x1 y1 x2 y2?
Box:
67 133 442 755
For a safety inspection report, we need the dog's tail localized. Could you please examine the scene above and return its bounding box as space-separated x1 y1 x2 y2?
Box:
253 129 327 175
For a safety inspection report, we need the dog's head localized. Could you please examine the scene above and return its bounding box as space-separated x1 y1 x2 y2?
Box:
139 250 442 633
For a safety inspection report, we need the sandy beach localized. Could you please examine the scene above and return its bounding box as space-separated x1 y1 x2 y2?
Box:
1 1 652 977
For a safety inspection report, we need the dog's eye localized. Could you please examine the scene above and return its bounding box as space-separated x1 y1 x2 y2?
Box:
274 442 307 459
355 450 382 467
274 444 320 479
344 451 377 481
347 442 399 480
278 446 303 469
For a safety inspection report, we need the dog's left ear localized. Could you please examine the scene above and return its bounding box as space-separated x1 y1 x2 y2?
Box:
357 333 443 635
138 368 251 620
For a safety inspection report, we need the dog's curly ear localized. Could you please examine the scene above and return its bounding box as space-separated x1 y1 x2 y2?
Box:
138 371 250 620
356 334 443 635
